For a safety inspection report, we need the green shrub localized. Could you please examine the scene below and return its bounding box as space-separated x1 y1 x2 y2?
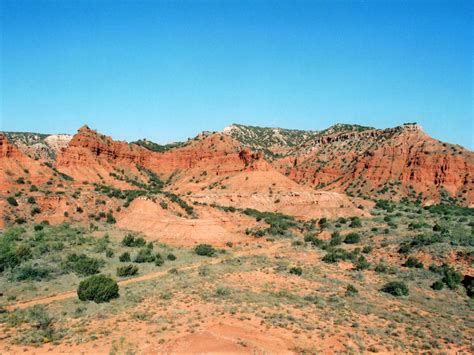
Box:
442 269 463 289
121 234 146 247
431 280 444 290
349 217 362 228
167 253 177 261
345 284 359 296
7 197 18 207
27 197 36 204
381 281 409 296
64 253 105 276
134 248 155 263
322 248 353 263
344 233 361 244
403 257 423 269
119 252 131 262
354 255 370 270
116 264 139 277
330 231 342 246
106 212 116 224
429 263 463 289
194 244 216 257
155 254 165 266
31 206 41 216
77 274 119 303
11 264 51 281
289 267 303 276
462 276 473 298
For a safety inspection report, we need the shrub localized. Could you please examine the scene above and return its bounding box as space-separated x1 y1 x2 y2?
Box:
430 263 463 289
77 274 119 303
106 212 116 224
155 254 165 266
322 248 352 263
381 281 409 296
116 264 139 277
134 248 155 263
345 284 358 296
167 253 177 261
289 267 303 276
354 255 370 270
462 275 474 298
362 245 373 254
31 207 41 216
64 253 105 276
121 234 146 247
119 252 131 262
431 280 444 290
7 197 18 207
344 233 361 244
330 231 342 246
403 257 423 269
442 269 462 289
27 197 36 204
194 244 216 257
349 217 362 228
11 264 51 281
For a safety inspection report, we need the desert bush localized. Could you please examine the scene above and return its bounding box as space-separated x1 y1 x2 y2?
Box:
106 212 116 224
116 264 138 277
349 217 362 228
121 234 146 247
330 231 343 246
31 207 41 216
354 255 370 270
362 245 373 254
194 244 216 257
289 266 303 276
344 232 361 244
155 254 165 266
77 274 119 303
345 284 359 296
403 257 423 269
11 264 51 281
322 248 353 263
133 248 155 263
431 280 445 290
167 253 177 261
429 263 463 289
381 281 409 296
119 252 131 262
462 276 473 298
6 197 18 207
64 253 105 276
27 197 36 204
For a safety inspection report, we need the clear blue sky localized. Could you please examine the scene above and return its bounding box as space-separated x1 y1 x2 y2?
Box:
1 0 472 149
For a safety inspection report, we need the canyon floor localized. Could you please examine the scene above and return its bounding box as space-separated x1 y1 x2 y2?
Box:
0 200 472 354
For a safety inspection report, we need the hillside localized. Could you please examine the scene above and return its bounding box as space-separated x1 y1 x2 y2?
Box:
0 123 473 354
223 123 373 158
1 131 72 161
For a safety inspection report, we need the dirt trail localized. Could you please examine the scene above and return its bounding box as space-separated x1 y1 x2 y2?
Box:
5 242 283 311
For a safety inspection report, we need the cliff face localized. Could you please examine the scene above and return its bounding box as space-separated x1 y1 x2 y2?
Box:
54 125 270 188
3 122 473 206
275 124 474 205
0 134 54 190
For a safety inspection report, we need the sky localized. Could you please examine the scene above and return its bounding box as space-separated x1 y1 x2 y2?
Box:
1 0 472 149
